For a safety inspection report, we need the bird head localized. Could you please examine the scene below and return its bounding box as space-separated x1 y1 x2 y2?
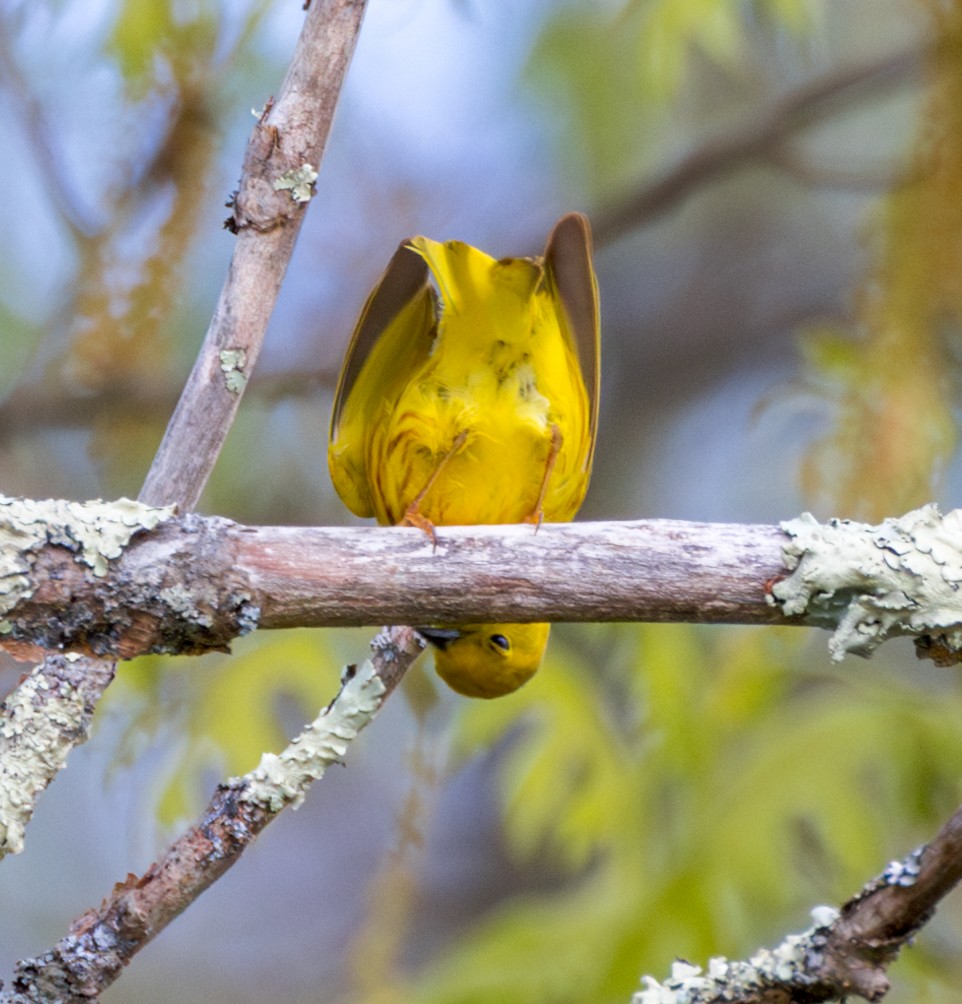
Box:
418 623 551 699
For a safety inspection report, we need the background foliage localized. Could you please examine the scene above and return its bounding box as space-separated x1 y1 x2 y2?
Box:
1 1 962 1002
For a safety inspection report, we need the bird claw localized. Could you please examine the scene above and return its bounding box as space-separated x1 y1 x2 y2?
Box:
523 509 545 533
402 507 439 548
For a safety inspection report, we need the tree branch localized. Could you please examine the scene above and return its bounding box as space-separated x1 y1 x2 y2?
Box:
0 506 782 665
0 0 366 864
594 46 926 245
1 500 961 666
139 0 366 511
634 802 962 1003
0 367 328 445
3 626 422 1004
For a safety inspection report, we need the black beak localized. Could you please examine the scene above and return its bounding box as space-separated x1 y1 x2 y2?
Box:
416 627 463 651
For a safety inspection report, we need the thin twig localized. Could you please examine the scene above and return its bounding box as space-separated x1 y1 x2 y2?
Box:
140 0 367 509
594 46 926 244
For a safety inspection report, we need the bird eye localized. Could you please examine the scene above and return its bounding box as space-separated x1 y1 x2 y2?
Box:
489 634 510 652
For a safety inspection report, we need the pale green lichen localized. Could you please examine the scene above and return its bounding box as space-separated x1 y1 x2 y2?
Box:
272 162 318 204
237 659 387 813
0 496 176 623
0 499 171 858
157 583 259 640
159 584 214 628
770 505 962 660
0 666 87 857
632 907 841 1003
218 348 248 394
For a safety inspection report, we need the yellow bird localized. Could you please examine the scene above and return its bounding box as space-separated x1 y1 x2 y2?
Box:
328 213 600 698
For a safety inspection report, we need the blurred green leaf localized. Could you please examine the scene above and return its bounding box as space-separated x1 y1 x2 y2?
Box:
761 0 818 32
107 0 229 94
638 0 746 98
113 629 347 827
526 9 648 198
525 0 813 198
407 624 962 1003
109 0 176 86
0 306 39 399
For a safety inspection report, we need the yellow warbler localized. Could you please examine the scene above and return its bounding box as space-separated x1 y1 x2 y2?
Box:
328 212 600 698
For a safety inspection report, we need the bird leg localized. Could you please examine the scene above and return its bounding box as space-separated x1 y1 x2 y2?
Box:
400 430 468 543
524 423 563 528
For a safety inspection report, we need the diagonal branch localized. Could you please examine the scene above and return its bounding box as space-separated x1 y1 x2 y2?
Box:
594 45 926 245
0 0 367 864
4 626 422 1004
633 802 962 1003
139 0 366 510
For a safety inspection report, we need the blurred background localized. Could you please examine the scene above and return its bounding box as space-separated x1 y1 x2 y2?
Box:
1 0 962 1001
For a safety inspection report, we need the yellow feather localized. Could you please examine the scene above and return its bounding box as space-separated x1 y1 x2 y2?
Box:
329 213 600 697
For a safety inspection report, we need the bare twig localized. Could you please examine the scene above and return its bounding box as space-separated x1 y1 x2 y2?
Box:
0 367 329 442
4 626 422 1004
765 143 904 192
594 46 926 245
140 0 366 510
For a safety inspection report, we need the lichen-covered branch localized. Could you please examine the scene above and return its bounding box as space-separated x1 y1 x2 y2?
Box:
0 498 175 857
771 505 962 665
632 803 962 1003
3 502 962 666
0 499 258 665
0 497 175 635
3 627 422 1004
0 0 367 869
0 656 105 858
